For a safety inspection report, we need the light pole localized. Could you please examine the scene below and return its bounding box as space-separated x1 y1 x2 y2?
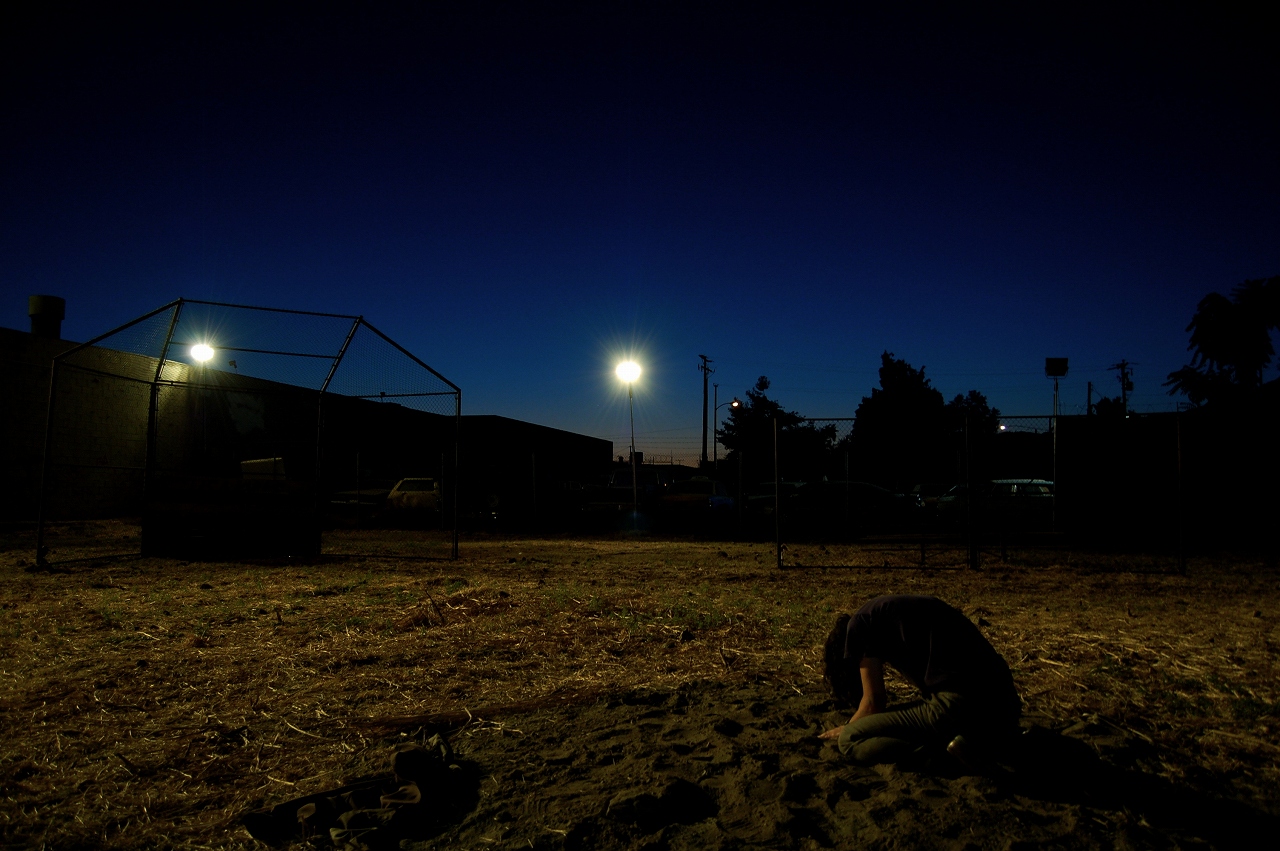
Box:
1045 357 1068 535
616 360 641 525
699 355 713 465
712 388 741 469
192 343 215 462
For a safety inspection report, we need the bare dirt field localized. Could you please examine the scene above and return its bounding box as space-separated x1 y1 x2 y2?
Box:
3 523 1279 849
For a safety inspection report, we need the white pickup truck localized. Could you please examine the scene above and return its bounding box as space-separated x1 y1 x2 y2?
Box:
385 477 441 513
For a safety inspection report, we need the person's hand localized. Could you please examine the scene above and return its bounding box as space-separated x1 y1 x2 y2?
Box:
818 725 844 740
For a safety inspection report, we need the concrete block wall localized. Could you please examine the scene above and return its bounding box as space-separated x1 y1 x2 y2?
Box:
43 365 154 518
0 328 75 522
0 326 169 520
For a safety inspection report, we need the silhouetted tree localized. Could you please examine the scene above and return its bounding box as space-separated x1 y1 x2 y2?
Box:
945 390 1001 434
942 390 1003 482
1166 276 1280 406
717 376 836 483
841 354 1003 488
842 353 949 488
1092 395 1127 418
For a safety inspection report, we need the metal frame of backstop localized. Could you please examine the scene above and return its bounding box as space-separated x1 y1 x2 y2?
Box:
35 298 461 565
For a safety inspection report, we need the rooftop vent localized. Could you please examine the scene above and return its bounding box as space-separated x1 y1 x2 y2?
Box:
29 295 66 339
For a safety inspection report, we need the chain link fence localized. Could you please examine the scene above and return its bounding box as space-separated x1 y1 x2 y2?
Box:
36 299 460 564
741 410 1274 571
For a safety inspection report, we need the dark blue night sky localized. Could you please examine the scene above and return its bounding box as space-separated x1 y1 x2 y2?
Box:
4 5 1277 458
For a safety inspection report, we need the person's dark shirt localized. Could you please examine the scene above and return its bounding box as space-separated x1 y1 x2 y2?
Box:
844 595 1018 705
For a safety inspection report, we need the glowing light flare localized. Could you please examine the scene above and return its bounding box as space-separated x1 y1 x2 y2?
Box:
616 361 641 383
191 343 215 363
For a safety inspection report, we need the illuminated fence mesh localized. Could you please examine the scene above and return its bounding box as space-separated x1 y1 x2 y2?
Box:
37 299 460 563
998 415 1053 435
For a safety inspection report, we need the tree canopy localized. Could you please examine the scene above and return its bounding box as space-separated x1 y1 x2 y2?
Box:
1092 395 1127 418
944 389 1001 436
716 376 835 482
1166 276 1280 406
716 357 1002 489
842 353 999 488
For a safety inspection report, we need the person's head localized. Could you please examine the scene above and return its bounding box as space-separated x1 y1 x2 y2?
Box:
823 613 862 706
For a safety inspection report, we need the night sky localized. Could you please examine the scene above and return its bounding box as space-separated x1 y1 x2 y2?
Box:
4 5 1277 459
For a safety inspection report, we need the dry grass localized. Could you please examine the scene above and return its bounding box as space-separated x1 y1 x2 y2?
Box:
2 523 1278 849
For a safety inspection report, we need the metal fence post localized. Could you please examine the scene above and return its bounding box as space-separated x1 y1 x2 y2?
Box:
1177 412 1185 576
966 413 980 570
452 390 461 559
34 360 62 568
774 416 782 570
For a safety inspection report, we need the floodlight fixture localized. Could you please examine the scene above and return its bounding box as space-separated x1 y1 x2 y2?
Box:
191 343 215 363
1044 358 1069 378
616 360 641 383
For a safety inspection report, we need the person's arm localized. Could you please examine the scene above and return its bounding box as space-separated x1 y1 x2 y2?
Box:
848 657 886 723
819 657 885 739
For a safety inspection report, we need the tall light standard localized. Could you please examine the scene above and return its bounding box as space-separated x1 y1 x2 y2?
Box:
616 360 641 523
191 343 216 461
1045 357 1068 535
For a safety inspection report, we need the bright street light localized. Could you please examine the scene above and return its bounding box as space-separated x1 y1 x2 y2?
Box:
616 361 641 526
191 343 215 363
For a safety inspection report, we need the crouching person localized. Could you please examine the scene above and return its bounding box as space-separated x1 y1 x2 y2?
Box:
820 595 1021 770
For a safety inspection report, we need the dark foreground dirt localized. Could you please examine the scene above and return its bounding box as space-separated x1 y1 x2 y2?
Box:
405 679 1275 851
3 525 1279 849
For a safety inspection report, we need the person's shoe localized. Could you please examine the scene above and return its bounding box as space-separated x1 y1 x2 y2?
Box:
946 735 991 774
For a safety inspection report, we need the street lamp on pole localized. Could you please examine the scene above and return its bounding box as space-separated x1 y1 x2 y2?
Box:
712 389 741 468
616 361 641 525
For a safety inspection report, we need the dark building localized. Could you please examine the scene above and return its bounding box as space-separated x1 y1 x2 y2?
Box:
2 303 611 547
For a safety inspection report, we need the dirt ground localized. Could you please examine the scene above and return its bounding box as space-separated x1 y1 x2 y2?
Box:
3 523 1279 849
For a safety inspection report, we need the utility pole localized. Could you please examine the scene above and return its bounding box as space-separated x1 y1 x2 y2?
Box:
1109 360 1134 415
698 355 714 465
1087 381 1093 416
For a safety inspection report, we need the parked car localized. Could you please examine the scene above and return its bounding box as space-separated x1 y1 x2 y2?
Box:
987 479 1054 532
579 467 672 528
659 476 734 525
937 479 1054 532
385 477 442 512
789 480 913 537
744 481 805 518
329 464 393 520
935 484 968 522
909 482 953 512
329 486 391 518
